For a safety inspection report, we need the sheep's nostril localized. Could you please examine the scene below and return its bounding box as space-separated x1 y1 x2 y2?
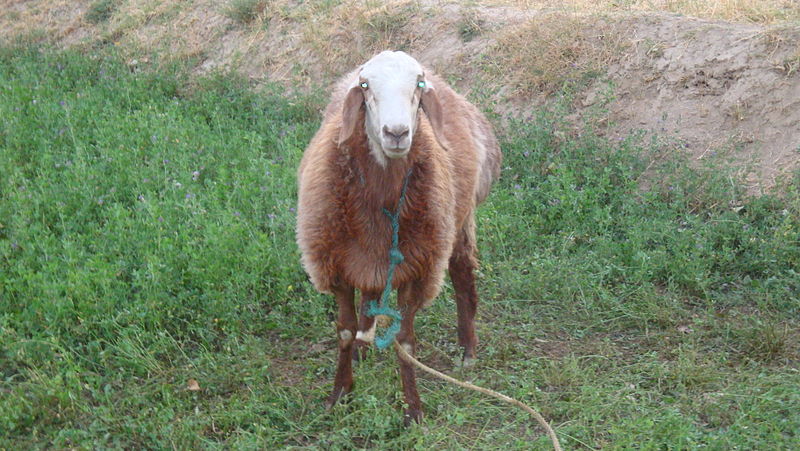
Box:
383 125 410 141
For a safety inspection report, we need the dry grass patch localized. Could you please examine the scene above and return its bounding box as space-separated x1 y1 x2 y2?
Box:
0 0 91 43
487 0 800 24
485 13 628 95
299 0 430 79
645 0 800 24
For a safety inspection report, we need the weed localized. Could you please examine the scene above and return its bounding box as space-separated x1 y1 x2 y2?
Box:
642 37 665 58
737 320 791 362
85 0 119 24
223 0 267 24
457 9 486 42
776 49 800 76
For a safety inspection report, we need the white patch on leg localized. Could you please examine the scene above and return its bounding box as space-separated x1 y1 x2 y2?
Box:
401 342 413 355
339 329 353 343
355 321 377 344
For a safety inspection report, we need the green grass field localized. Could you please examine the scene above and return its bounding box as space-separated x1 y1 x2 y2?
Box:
1 46 799 449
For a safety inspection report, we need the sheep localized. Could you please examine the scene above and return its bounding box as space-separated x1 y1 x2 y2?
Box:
296 50 502 423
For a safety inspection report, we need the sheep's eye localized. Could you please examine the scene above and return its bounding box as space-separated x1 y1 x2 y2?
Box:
360 82 369 89
417 81 426 89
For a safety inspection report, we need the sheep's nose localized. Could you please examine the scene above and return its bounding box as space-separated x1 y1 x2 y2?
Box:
383 125 409 141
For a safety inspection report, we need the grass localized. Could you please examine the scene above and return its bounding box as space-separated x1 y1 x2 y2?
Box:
222 0 267 24
85 0 119 24
1 45 799 449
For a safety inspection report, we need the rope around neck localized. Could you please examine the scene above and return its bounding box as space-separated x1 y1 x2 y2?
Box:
366 168 414 350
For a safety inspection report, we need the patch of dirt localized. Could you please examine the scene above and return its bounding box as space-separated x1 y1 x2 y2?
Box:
265 335 324 387
2 2 799 189
598 13 800 190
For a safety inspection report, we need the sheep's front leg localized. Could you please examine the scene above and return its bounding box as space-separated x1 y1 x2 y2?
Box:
353 290 381 362
396 283 423 425
326 284 357 409
449 222 479 365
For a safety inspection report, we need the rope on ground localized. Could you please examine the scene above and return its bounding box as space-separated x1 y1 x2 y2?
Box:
393 340 563 451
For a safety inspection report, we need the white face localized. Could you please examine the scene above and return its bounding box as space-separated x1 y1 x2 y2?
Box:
357 51 427 162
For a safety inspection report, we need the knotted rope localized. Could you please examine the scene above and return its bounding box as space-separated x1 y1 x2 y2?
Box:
365 168 413 350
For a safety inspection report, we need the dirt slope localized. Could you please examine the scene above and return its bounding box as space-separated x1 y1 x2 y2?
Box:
2 1 798 189
601 14 800 189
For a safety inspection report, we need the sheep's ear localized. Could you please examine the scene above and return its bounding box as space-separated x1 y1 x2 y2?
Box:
338 86 364 145
420 83 447 149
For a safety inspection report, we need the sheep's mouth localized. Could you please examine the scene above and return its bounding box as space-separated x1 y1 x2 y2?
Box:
383 147 410 159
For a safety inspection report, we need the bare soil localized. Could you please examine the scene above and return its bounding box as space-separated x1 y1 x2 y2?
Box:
600 13 800 190
3 2 798 189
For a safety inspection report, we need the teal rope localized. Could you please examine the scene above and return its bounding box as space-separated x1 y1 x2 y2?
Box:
366 168 413 350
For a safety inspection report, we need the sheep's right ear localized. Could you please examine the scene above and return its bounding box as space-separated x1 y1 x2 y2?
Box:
338 86 364 145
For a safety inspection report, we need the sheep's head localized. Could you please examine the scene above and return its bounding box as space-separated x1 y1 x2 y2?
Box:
339 51 443 166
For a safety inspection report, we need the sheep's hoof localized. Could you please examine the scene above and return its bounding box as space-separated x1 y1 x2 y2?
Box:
325 385 352 410
458 356 477 368
458 348 477 368
403 407 423 426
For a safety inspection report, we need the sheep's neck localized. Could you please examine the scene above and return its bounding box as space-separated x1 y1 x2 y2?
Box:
354 144 415 215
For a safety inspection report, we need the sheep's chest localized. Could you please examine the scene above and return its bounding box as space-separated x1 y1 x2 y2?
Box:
331 181 453 293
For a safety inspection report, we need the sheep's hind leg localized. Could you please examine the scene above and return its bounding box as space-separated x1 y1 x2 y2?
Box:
353 290 380 362
449 220 479 366
326 284 357 409
396 283 423 425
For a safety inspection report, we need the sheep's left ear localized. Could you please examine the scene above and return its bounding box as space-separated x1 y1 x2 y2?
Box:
420 82 447 150
338 85 364 145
